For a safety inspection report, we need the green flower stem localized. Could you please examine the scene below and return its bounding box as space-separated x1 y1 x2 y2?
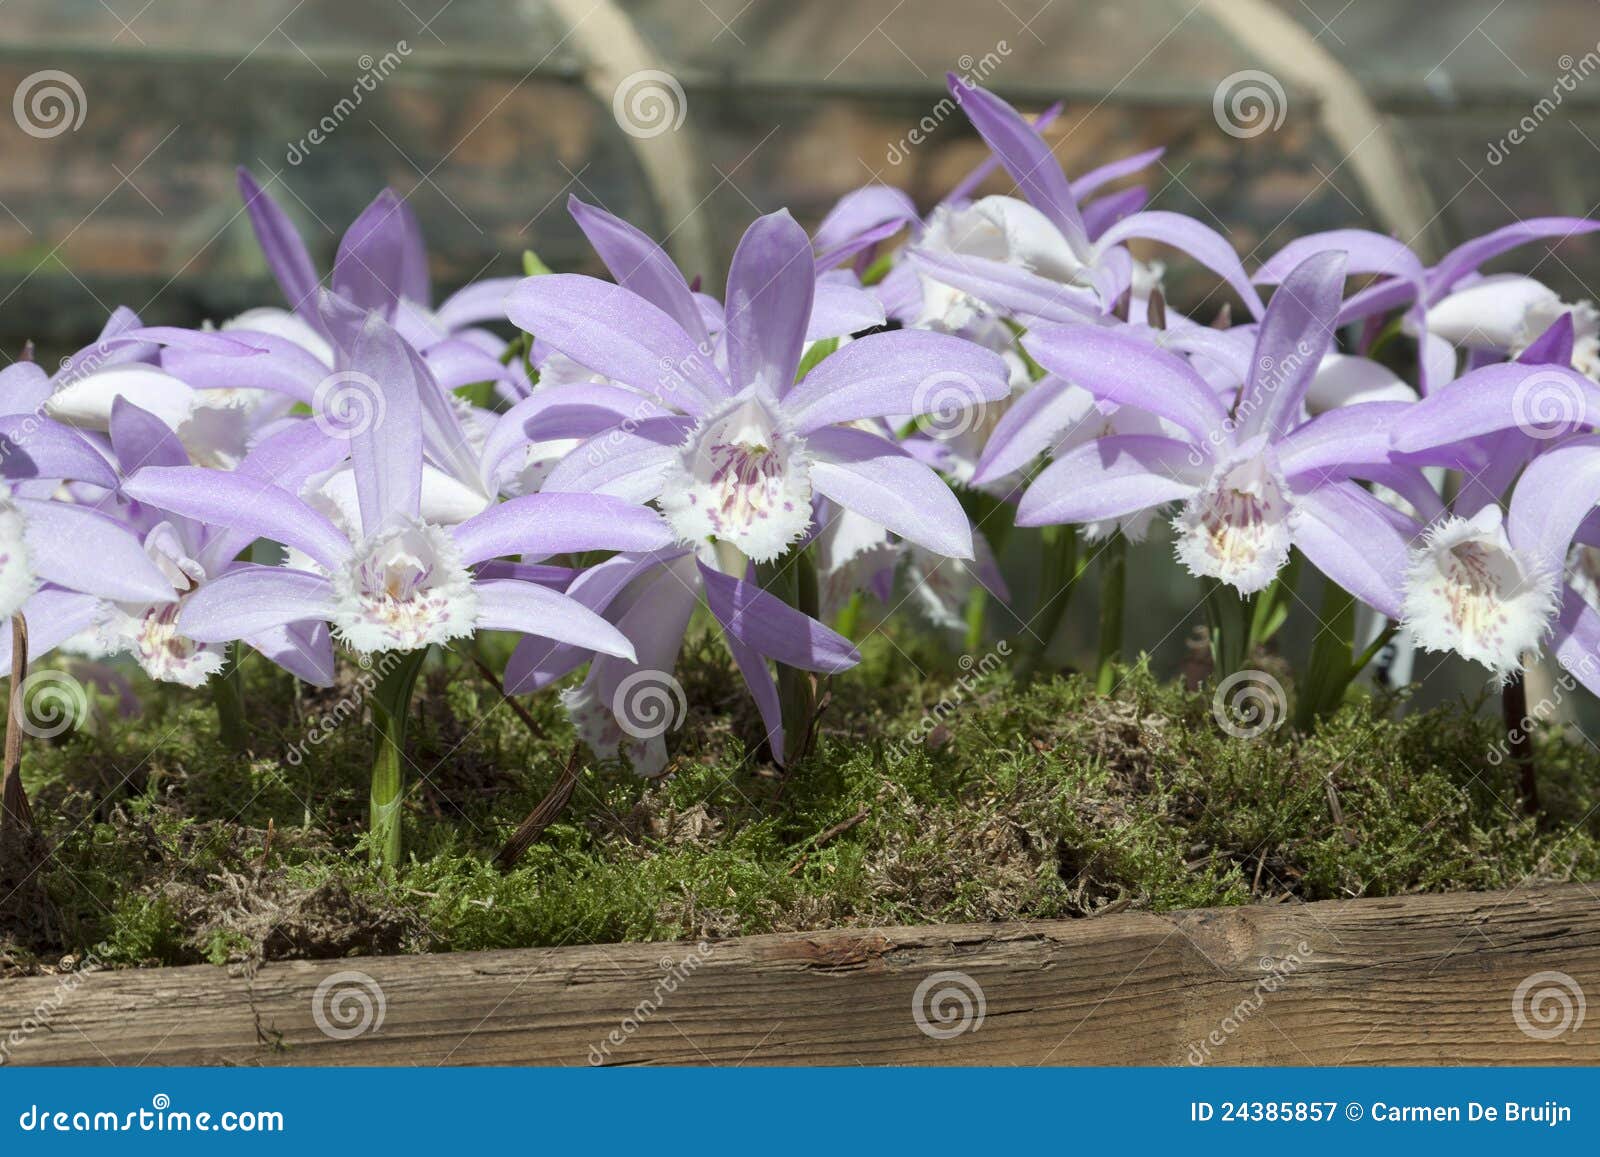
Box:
757 550 821 763
834 592 864 640
1203 578 1253 681
1294 581 1398 733
369 649 429 871
211 641 249 753
1094 532 1126 695
1018 524 1079 680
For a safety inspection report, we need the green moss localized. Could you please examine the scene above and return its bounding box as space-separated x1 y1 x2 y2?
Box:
4 639 1599 974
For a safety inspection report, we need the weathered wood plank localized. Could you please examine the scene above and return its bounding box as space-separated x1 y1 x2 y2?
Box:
2 884 1597 1066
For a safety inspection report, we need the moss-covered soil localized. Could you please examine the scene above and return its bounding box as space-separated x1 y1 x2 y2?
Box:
3 631 1599 977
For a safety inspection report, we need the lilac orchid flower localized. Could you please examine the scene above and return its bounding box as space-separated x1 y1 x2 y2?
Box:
502 546 859 774
0 400 339 686
1007 251 1411 613
0 362 178 622
505 209 1010 566
1255 219 1600 391
238 170 521 351
120 310 672 663
905 77 1264 329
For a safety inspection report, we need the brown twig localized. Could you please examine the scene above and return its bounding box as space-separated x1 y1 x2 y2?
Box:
2 613 34 837
495 746 584 872
472 651 543 739
786 805 870 876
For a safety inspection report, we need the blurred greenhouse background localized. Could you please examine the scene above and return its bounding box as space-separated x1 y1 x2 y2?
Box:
1 0 1598 692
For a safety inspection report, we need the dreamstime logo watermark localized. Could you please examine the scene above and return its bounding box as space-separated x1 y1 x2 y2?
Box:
1185 942 1314 1064
13 70 87 139
1511 970 1586 1040
286 43 412 165
1211 669 1286 740
588 940 714 1065
886 41 1013 165
17 670 89 739
885 641 1012 763
912 970 986 1039
283 650 408 766
1487 44 1600 165
312 370 387 439
912 370 990 439
611 669 687 741
311 970 387 1040
1212 69 1286 139
0 951 102 1066
1511 368 1587 440
612 70 687 139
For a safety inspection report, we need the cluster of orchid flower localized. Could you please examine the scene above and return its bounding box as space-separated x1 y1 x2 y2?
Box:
5 74 1600 865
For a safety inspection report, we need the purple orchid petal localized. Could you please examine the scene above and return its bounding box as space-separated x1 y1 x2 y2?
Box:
179 565 336 641
1275 400 1410 484
1016 434 1202 528
233 414 348 490
698 560 859 673
472 578 636 660
784 330 1009 434
1507 434 1600 580
540 415 695 502
1080 186 1147 241
1069 147 1164 199
1022 323 1227 447
1518 311 1576 366
906 247 1101 323
812 186 919 269
0 588 106 669
481 384 665 482
807 280 886 340
422 338 512 391
1427 218 1600 300
725 627 786 762
949 76 1087 251
451 493 671 565
944 101 1063 206
0 363 53 417
0 416 117 488
123 466 351 570
245 619 336 687
1235 250 1347 440
971 377 1087 486
393 195 431 305
1095 211 1266 317
1255 229 1425 292
569 196 707 343
238 168 324 325
724 211 815 395
332 189 411 315
506 274 726 415
343 311 424 533
808 425 977 558
1289 482 1409 620
109 397 188 474
434 277 521 330
162 330 327 405
1552 584 1600 697
503 551 684 692
1391 363 1600 455
17 499 176 604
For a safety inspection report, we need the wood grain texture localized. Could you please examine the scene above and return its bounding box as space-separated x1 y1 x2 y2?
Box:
2 884 1597 1066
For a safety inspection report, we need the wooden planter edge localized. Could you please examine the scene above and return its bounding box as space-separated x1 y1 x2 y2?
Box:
2 883 1596 1066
